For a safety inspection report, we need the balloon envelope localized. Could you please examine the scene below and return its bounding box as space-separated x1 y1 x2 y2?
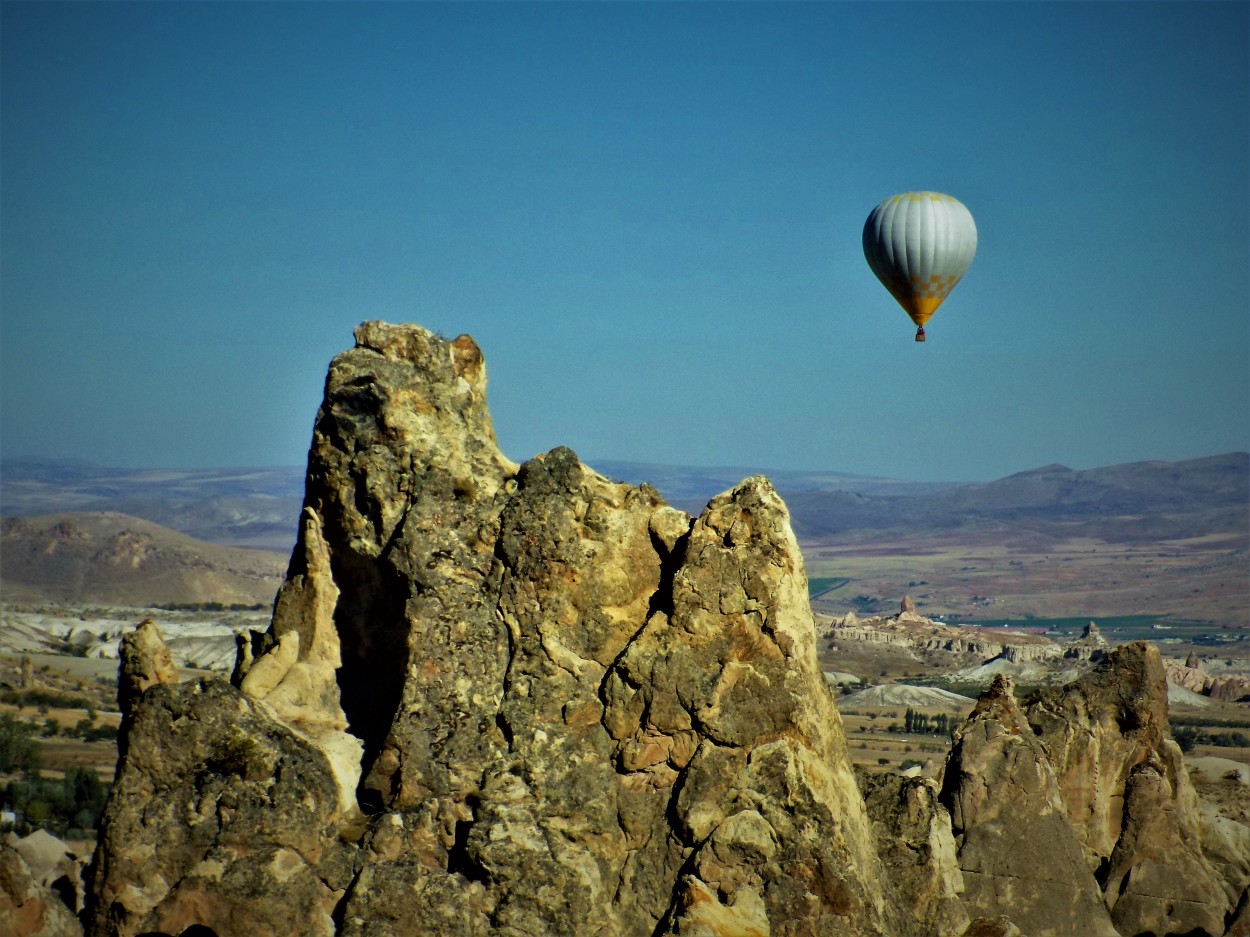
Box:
862 192 977 328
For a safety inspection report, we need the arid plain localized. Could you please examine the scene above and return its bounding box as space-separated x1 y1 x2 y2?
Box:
2 452 1246 789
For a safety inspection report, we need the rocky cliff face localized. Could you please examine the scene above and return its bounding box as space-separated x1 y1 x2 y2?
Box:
1 840 83 937
939 675 1120 937
84 322 1248 937
1165 656 1250 702
1025 643 1245 937
936 645 1249 937
87 323 901 937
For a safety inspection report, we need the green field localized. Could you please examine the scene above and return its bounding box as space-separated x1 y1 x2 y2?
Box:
959 615 1244 645
808 577 852 599
965 615 1160 634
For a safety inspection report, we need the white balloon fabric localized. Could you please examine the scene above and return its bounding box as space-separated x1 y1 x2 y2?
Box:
862 192 977 333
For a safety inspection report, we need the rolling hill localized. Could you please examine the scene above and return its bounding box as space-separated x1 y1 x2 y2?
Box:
0 454 1243 621
780 452 1249 542
0 460 303 550
0 512 286 606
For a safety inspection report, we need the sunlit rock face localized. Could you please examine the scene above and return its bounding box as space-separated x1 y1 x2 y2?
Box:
86 323 901 937
84 322 1248 937
301 323 897 936
87 626 354 937
1024 643 1242 937
1 840 83 937
939 675 1120 937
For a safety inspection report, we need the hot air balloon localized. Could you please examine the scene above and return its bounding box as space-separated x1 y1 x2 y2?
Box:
862 192 977 342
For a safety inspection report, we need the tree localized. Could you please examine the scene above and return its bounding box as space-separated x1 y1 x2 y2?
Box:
0 714 41 774
1173 726 1198 753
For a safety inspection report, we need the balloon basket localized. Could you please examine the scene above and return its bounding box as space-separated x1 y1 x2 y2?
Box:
914 327 926 342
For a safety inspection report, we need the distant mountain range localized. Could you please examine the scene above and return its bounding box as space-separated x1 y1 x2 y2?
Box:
0 511 285 606
587 459 959 502
1 453 1245 550
781 453 1249 542
598 453 1249 544
0 460 305 551
0 454 1244 618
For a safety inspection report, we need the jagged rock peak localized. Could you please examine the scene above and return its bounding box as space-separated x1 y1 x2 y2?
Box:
1030 641 1169 743
941 670 1119 937
967 673 1017 723
87 322 903 937
84 322 1248 937
1023 641 1238 936
117 617 177 717
893 594 927 624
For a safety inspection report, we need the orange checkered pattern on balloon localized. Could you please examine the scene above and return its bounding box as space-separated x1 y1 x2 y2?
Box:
909 273 961 299
881 272 960 301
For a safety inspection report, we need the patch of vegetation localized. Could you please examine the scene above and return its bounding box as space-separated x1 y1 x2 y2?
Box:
1171 715 1250 730
0 688 93 710
926 681 990 699
904 708 954 737
849 595 888 615
1173 726 1250 753
1 711 114 834
808 577 851 598
0 713 42 774
152 601 268 612
1 767 110 836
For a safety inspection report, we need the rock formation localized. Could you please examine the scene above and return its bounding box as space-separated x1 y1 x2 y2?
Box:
1064 620 1109 661
857 770 968 936
116 617 177 720
939 675 1119 937
86 323 903 937
9 830 86 916
0 840 82 937
85 321 1249 937
824 609 1063 666
933 642 1250 936
87 631 356 937
997 642 1062 663
1025 643 1243 936
1165 655 1250 702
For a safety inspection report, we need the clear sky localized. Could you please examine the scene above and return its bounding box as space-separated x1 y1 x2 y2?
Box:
2 2 1246 482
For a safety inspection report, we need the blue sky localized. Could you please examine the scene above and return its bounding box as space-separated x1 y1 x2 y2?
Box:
2 2 1246 482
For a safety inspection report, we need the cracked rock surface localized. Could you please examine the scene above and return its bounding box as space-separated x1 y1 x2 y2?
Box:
1025 643 1242 937
85 322 1248 937
86 323 898 937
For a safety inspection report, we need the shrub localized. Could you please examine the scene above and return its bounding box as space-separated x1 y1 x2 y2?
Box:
0 713 41 774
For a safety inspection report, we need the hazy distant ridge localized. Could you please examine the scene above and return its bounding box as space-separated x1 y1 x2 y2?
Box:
0 511 285 606
783 452 1248 540
0 460 304 550
1 452 1244 549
